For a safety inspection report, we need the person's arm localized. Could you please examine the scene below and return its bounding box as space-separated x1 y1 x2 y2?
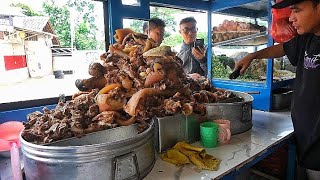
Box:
235 43 285 74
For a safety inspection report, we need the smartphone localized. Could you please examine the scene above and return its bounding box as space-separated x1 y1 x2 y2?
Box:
194 38 204 50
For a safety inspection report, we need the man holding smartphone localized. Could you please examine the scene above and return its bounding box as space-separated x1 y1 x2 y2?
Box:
177 17 207 77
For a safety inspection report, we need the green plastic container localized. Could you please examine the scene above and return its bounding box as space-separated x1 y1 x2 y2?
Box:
200 122 218 148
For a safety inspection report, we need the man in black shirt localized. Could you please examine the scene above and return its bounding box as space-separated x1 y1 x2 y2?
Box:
177 17 207 77
234 0 320 179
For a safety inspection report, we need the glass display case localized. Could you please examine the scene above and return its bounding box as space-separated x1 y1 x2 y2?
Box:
210 0 295 111
106 0 295 111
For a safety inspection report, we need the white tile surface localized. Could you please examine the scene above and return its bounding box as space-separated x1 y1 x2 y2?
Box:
144 110 294 180
145 156 210 180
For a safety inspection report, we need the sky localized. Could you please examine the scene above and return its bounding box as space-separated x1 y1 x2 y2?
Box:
3 0 45 10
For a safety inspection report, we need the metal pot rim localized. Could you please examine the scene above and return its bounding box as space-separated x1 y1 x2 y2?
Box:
206 90 254 106
20 120 154 150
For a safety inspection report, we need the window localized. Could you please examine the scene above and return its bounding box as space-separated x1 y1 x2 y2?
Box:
211 13 271 82
122 0 141 6
0 0 105 105
124 6 207 51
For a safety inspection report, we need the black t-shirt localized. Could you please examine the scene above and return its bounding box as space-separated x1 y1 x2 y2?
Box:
283 33 320 170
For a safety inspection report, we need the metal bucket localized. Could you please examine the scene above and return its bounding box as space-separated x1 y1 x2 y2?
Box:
206 91 254 135
20 121 155 180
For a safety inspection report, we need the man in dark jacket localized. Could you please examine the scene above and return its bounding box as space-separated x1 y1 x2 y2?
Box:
234 0 320 179
177 17 207 77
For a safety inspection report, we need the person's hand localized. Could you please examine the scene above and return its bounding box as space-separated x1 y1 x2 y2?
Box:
234 53 255 75
188 73 201 80
192 46 206 62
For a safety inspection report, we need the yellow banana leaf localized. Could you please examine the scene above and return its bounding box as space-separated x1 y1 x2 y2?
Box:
160 141 221 171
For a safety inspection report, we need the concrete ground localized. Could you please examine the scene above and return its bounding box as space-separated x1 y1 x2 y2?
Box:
0 74 80 104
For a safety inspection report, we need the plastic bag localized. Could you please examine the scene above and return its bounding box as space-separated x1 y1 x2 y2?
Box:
270 0 297 43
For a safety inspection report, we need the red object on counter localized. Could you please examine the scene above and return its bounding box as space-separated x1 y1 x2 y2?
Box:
0 121 24 151
0 121 24 180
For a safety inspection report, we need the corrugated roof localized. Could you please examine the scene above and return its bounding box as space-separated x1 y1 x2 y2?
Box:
13 16 49 32
11 16 60 46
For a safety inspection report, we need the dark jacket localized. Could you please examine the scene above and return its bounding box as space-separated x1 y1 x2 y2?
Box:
177 41 207 76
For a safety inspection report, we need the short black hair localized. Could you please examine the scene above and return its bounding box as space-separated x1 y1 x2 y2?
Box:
179 17 197 25
312 0 320 6
143 17 165 33
143 22 148 33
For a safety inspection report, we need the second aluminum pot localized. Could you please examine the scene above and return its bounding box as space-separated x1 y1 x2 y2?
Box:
206 90 254 135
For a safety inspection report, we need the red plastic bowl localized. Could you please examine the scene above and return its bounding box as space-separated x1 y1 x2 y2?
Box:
0 121 24 151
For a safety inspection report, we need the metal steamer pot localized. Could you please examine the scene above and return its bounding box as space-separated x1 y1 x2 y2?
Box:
154 90 253 153
20 121 155 180
206 90 254 135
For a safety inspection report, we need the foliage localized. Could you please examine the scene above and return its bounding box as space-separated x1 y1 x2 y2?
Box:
129 20 144 33
128 7 180 38
197 32 208 40
12 1 100 50
74 22 98 50
162 34 183 47
43 2 71 47
161 31 208 47
11 3 43 16
151 7 180 37
67 0 99 50
212 55 230 78
212 55 260 81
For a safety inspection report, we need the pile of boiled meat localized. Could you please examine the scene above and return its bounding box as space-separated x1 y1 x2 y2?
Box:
22 28 235 144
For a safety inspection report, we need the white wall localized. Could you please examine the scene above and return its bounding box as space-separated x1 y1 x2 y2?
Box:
25 35 53 78
0 42 29 85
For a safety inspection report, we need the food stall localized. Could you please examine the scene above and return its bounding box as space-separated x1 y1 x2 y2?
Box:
0 0 296 179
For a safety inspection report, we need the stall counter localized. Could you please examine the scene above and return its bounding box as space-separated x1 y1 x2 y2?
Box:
0 110 294 180
144 110 294 180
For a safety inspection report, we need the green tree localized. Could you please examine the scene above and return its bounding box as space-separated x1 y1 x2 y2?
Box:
74 22 98 50
128 7 180 37
67 0 99 50
162 34 183 46
42 0 100 50
212 55 230 79
11 3 42 16
43 1 71 47
150 7 180 37
129 20 144 33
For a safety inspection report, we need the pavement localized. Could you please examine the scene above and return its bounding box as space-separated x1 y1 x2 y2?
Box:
0 74 80 104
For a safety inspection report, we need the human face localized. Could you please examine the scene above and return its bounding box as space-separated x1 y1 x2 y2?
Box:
149 27 164 45
179 22 197 45
289 1 320 35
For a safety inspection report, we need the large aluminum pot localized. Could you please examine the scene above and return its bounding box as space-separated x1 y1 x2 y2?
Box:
206 91 254 135
20 121 155 180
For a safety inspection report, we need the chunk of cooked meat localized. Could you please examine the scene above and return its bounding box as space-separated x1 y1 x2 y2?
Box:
75 76 107 91
89 62 105 77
